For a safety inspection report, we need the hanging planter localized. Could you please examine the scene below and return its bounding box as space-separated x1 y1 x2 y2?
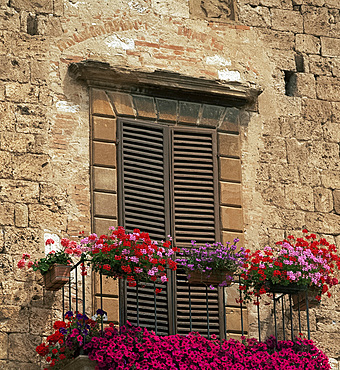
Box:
43 264 71 291
188 269 233 286
292 289 320 311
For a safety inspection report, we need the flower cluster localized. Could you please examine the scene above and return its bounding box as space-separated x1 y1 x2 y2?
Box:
83 323 330 370
18 238 83 275
78 227 178 293
36 310 105 369
240 230 340 303
176 239 248 287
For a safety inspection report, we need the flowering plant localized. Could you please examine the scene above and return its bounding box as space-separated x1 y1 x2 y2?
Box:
36 310 106 369
240 230 340 303
83 322 330 370
175 239 248 287
77 227 178 293
17 238 82 275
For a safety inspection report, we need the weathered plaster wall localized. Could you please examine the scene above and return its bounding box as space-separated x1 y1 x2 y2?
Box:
0 0 340 367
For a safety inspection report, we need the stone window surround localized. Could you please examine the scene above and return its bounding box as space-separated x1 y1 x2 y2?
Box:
69 60 261 337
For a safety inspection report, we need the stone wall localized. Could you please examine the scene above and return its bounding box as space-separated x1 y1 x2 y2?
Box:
0 0 340 367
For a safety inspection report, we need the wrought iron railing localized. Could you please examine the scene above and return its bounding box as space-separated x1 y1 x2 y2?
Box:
61 261 313 342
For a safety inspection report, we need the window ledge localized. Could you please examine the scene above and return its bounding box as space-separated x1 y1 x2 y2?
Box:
68 60 261 108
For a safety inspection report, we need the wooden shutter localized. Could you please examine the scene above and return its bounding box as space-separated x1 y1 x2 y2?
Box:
171 128 221 337
119 119 170 335
118 120 220 337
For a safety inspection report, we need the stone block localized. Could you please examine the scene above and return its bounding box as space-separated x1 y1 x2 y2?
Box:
258 29 295 51
323 122 340 143
0 56 29 83
8 333 41 362
317 76 340 101
3 227 42 255
94 296 119 322
260 183 285 208
238 5 271 28
225 284 242 307
219 158 241 182
93 192 117 218
93 218 117 236
220 182 242 206
94 273 119 296
321 170 340 189
222 231 244 248
0 306 29 333
155 98 178 122
14 203 28 228
12 154 51 181
314 187 333 212
321 37 340 57
0 203 14 226
29 307 53 336
154 0 189 18
303 6 336 37
289 73 316 98
286 138 309 165
0 333 8 360
296 34 320 54
92 142 116 167
308 55 333 77
178 101 201 124
220 206 243 232
218 133 240 158
305 212 340 234
91 89 115 116
302 99 331 124
9 0 53 13
219 107 240 133
107 91 135 117
39 183 67 210
0 132 35 153
285 185 314 211
200 105 225 127
92 167 117 192
334 190 340 215
309 142 339 171
92 116 116 142
298 165 321 187
265 207 305 229
5 83 38 103
226 307 248 333
260 137 287 164
133 95 157 119
271 9 303 32
295 119 322 141
28 204 67 231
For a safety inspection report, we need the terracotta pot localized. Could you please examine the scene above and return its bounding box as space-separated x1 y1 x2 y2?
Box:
187 270 233 286
292 289 320 311
43 264 71 291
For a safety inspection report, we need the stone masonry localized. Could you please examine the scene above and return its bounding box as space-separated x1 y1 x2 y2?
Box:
0 0 340 367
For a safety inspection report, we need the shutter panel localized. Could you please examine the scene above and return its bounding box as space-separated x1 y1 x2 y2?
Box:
172 129 217 245
172 129 220 337
120 120 170 335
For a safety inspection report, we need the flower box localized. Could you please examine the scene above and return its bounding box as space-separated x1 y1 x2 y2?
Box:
292 289 320 311
188 269 233 286
43 264 71 291
267 282 308 295
61 355 96 370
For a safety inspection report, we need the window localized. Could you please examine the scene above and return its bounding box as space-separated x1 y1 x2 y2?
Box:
118 118 220 336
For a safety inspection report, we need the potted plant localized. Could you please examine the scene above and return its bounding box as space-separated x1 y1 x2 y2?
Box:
78 227 178 294
17 238 83 291
175 239 248 287
36 310 106 369
240 230 340 307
